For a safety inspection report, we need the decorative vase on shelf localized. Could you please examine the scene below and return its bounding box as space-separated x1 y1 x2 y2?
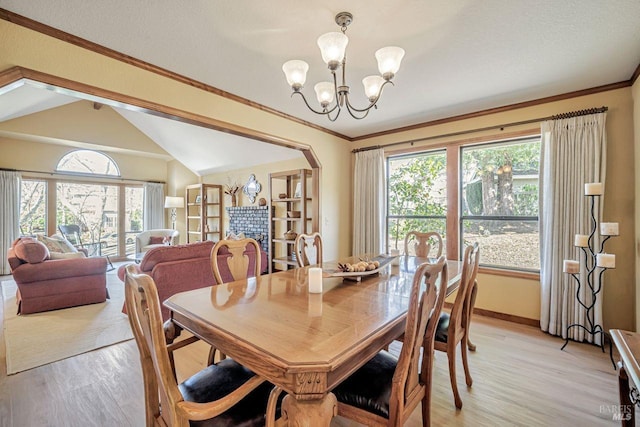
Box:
231 194 237 207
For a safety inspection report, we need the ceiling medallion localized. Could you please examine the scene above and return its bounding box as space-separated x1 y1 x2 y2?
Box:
282 11 405 121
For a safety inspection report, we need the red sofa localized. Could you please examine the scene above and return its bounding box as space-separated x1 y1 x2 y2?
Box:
8 237 108 314
118 240 267 321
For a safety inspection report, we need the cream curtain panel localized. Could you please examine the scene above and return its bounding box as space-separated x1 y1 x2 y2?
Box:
353 148 386 255
143 182 165 230
539 112 606 344
1 171 21 275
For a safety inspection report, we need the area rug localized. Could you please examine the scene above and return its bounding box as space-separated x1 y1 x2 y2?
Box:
2 273 133 374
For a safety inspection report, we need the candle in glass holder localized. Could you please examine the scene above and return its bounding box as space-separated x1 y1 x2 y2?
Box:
600 222 619 236
308 267 323 293
563 260 580 274
574 234 589 247
596 253 615 269
584 182 604 196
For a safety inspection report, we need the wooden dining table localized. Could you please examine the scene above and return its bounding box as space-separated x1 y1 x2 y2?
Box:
164 255 463 425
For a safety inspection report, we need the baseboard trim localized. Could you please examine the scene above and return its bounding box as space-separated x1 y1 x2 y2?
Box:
444 302 540 328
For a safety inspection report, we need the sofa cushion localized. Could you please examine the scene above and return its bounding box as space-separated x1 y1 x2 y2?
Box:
50 234 79 253
49 252 86 260
149 236 165 245
36 234 77 253
13 238 50 264
140 240 215 272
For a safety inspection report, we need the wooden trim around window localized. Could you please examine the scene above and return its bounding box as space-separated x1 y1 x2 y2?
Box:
479 266 540 281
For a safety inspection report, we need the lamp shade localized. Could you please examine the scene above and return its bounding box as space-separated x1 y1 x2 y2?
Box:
362 75 385 100
375 46 405 79
317 32 348 66
164 196 184 209
314 82 335 107
282 60 309 90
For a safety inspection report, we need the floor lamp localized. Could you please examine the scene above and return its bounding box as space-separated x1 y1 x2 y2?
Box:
164 196 184 230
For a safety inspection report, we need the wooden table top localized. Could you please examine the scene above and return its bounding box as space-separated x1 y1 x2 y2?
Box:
165 255 462 398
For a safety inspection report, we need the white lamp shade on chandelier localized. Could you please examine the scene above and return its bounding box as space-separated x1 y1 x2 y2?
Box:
317 32 349 67
281 11 405 121
375 46 405 78
282 60 309 90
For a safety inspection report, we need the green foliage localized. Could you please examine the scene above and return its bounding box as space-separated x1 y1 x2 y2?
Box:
388 153 447 246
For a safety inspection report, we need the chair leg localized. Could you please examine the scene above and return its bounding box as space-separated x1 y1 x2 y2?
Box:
447 346 463 409
461 335 473 387
421 351 434 427
466 283 478 352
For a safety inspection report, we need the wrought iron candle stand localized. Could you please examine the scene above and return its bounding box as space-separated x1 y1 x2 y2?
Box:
561 183 617 368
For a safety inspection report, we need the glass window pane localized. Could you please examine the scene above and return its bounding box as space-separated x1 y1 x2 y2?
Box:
462 139 540 217
462 219 539 271
57 182 118 257
125 187 144 257
388 151 447 216
20 180 47 235
57 149 120 176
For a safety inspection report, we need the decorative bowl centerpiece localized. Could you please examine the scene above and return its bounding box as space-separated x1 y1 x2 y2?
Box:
287 210 301 218
284 230 297 240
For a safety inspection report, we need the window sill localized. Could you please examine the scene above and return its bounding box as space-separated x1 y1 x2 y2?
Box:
478 266 540 281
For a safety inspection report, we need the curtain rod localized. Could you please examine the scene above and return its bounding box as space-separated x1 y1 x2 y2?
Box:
0 167 165 184
352 106 608 153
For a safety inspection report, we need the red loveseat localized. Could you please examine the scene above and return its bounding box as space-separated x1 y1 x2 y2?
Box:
118 240 267 321
8 237 108 314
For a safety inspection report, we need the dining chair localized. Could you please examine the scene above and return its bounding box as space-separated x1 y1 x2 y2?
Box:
209 237 262 363
435 242 480 409
211 237 262 284
404 231 443 258
123 264 281 427
293 232 323 267
332 256 448 427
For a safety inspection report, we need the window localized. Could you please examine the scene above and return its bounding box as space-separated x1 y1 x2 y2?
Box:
18 150 144 258
19 179 47 235
385 135 541 273
461 138 540 271
387 150 447 254
57 182 119 256
56 150 120 176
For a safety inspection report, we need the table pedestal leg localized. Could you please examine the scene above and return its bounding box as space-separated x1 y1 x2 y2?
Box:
282 393 337 426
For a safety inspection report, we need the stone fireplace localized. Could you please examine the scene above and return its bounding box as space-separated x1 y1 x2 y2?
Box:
226 206 272 253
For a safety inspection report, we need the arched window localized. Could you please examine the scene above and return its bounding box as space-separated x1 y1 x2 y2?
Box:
56 150 120 176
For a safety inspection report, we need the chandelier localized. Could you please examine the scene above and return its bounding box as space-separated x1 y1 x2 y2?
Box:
282 12 405 121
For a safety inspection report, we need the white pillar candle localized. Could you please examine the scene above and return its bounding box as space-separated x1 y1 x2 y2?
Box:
596 253 615 269
390 249 400 266
308 293 323 317
584 182 603 196
600 222 619 236
574 234 589 247
308 267 323 293
563 260 580 274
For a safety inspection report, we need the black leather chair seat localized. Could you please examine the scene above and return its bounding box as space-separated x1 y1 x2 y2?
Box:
179 358 281 427
435 311 450 343
333 350 398 419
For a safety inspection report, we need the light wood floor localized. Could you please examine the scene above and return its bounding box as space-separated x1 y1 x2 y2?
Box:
0 269 628 426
